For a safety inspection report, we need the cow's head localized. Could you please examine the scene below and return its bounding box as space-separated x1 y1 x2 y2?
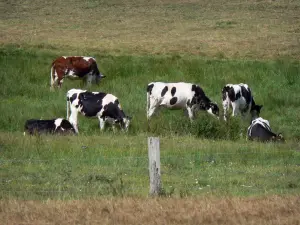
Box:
57 119 77 135
250 104 263 118
272 133 285 143
206 102 220 119
115 116 132 131
95 72 106 84
199 100 219 119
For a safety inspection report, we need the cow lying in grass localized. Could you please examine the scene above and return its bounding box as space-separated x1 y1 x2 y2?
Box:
247 117 284 142
147 82 219 121
24 118 76 135
222 83 262 121
67 89 131 133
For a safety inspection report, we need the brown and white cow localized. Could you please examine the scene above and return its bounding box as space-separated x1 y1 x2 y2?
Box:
50 56 105 90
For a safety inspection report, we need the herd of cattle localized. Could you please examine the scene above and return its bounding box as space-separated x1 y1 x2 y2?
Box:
24 56 285 142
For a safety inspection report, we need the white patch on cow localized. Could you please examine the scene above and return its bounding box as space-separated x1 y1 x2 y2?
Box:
83 57 95 61
54 118 63 130
207 108 214 116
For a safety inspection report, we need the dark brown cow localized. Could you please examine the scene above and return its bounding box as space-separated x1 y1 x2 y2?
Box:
50 56 105 90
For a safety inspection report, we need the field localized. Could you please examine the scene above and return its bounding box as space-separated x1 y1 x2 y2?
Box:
1 0 300 224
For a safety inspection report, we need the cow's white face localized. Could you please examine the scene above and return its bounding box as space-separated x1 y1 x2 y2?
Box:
123 116 132 131
206 102 220 119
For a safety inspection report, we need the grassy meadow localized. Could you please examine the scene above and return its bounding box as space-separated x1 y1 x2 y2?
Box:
1 0 300 224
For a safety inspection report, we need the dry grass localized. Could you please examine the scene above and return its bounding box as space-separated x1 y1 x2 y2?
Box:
1 0 300 59
1 196 299 225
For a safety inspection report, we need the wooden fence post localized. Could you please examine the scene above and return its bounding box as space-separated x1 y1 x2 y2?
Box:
148 137 161 196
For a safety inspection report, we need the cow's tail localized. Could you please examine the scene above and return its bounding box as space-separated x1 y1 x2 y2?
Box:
147 90 150 119
50 64 55 90
66 93 70 120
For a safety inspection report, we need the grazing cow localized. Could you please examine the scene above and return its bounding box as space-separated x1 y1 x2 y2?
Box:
247 117 284 142
24 118 76 135
50 56 105 90
66 89 131 133
147 82 219 121
222 83 262 121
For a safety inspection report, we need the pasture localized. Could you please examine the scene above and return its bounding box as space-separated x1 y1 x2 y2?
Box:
1 0 300 224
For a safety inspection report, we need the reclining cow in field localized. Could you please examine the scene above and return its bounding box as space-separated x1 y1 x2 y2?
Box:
222 83 262 121
247 117 284 142
50 56 105 90
147 82 219 121
24 118 76 135
67 89 132 133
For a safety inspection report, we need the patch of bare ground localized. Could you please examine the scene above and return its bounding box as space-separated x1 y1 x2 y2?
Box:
0 196 299 225
1 0 300 59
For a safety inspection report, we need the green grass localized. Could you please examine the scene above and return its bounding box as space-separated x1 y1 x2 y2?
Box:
0 46 299 199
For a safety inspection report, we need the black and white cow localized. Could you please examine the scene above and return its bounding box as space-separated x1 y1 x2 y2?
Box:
222 83 262 121
24 118 76 135
147 82 219 121
247 117 284 142
66 89 131 133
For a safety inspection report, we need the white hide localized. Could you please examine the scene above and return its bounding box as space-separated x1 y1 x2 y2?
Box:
222 83 252 121
54 118 63 131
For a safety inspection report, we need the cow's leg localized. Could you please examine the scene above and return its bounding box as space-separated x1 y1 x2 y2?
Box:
50 68 56 91
186 106 195 122
57 78 63 89
69 108 79 133
231 103 239 117
147 98 160 120
86 74 94 87
222 98 230 121
99 117 106 131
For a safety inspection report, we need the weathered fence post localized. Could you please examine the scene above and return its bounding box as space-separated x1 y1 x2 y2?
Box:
148 137 161 196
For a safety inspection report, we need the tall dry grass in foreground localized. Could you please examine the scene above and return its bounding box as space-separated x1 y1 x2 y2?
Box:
1 196 299 225
1 0 300 59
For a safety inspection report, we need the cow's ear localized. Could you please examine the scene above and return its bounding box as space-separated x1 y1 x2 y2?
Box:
259 105 263 110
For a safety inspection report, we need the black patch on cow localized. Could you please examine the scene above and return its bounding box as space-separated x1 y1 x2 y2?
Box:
170 97 178 105
171 87 176 96
187 99 191 107
147 84 154 95
191 84 196 92
90 60 100 76
209 102 220 116
161 86 168 97
69 93 77 103
101 102 125 122
192 84 205 97
78 92 107 117
114 99 119 106
224 86 236 102
241 86 251 104
235 91 241 100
